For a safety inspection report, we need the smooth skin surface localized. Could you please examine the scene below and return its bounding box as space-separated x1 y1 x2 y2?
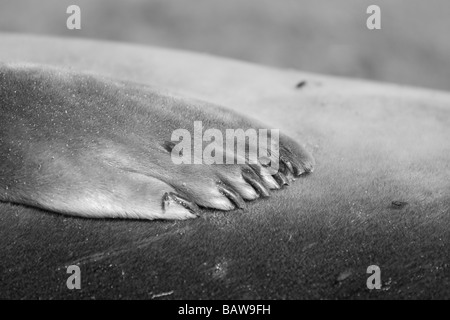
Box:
0 34 449 299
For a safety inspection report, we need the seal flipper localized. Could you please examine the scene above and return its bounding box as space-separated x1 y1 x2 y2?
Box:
0 63 314 220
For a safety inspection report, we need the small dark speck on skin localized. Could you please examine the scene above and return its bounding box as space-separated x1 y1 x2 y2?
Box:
296 80 307 89
391 201 408 209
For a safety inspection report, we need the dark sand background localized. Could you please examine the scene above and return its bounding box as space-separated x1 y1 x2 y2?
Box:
1 0 449 91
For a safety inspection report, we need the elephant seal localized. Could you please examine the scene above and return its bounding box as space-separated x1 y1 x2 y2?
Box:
0 34 448 299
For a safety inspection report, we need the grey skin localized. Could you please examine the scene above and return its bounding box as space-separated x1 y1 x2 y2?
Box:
0 63 314 220
1 35 449 299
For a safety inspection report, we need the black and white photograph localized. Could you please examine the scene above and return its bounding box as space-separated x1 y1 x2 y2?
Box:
0 0 449 302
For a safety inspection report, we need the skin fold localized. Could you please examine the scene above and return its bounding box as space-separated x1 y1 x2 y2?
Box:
0 34 449 299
